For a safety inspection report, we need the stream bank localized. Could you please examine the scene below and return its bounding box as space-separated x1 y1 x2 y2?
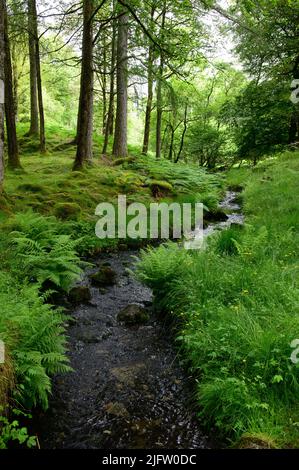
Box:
36 191 243 449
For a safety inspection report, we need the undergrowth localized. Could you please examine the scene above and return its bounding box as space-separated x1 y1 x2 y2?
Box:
136 151 299 448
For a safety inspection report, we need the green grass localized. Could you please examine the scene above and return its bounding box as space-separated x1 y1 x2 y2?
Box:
136 150 299 448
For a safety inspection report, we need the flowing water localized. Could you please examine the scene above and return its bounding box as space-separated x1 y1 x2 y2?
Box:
36 191 243 449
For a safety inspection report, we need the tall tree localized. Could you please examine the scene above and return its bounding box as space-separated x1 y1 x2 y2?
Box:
155 3 166 159
73 0 95 170
112 5 128 157
0 0 4 190
102 5 117 155
27 0 38 136
4 0 21 169
142 5 155 156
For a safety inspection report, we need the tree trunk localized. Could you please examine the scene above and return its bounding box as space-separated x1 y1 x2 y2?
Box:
102 34 107 135
73 0 94 170
175 102 188 163
112 6 128 158
142 43 154 155
168 124 174 162
155 5 166 159
11 43 18 120
27 0 39 136
4 1 21 169
32 0 46 153
0 0 5 191
142 6 155 156
102 11 116 155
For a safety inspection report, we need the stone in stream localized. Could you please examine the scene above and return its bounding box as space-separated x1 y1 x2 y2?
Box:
104 402 130 419
117 304 150 326
204 209 228 223
68 286 92 305
90 266 117 287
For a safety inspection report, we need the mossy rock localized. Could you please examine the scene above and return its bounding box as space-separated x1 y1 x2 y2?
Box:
68 286 92 305
148 180 174 198
54 202 81 220
236 433 277 449
90 266 117 287
117 304 149 326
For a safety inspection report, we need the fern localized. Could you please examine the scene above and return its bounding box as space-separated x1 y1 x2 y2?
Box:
5 211 87 292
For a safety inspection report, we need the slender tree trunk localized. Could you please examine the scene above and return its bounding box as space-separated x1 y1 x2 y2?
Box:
142 43 154 155
11 43 18 120
31 0 46 153
175 102 188 163
102 34 107 135
27 0 38 136
102 11 116 155
112 6 128 158
0 0 5 191
4 1 21 169
73 0 94 170
142 6 155 155
168 124 174 161
155 5 166 159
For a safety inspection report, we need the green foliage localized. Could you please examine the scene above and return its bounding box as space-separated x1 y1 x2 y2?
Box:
2 211 85 292
136 152 299 446
128 155 224 198
222 80 292 163
0 410 36 449
0 272 70 410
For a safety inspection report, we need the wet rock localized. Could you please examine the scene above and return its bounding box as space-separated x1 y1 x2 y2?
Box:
111 363 145 386
90 266 117 287
117 304 150 326
204 209 228 223
118 243 128 251
104 402 130 419
68 286 92 305
78 331 101 344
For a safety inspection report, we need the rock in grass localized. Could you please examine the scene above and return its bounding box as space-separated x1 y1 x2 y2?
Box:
117 304 149 326
148 180 173 198
236 434 276 449
54 202 81 220
90 266 117 287
68 286 91 305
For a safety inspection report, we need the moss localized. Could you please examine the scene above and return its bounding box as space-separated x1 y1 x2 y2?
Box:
236 433 277 449
90 266 117 287
68 286 92 305
53 202 82 220
112 157 136 166
148 180 174 197
17 183 49 194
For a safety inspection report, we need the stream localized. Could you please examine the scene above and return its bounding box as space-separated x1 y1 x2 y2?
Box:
36 191 243 449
